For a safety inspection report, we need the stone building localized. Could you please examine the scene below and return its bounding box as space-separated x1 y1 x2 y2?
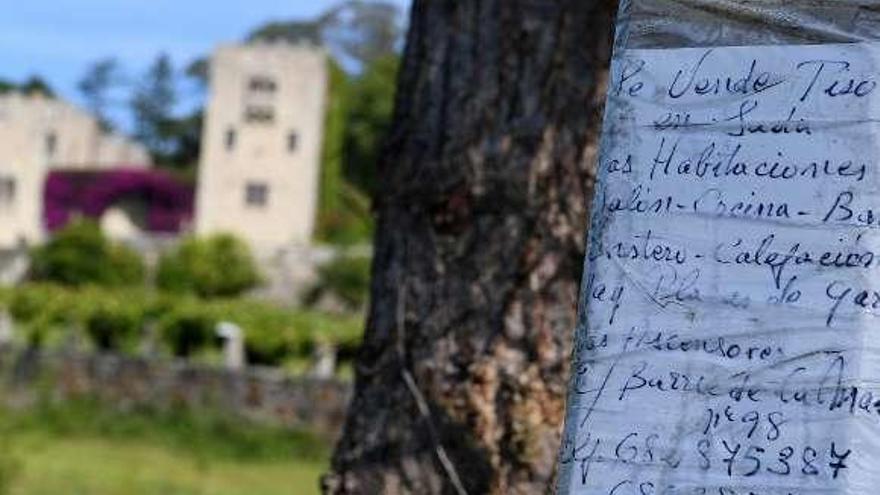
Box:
195 43 328 254
0 92 150 248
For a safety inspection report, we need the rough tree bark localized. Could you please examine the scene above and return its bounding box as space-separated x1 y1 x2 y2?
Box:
325 1 617 493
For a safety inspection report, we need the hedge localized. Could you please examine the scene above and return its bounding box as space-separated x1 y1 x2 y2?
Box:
29 219 145 288
156 234 261 298
0 284 363 366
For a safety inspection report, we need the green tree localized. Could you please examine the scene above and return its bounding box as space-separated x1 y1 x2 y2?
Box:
131 53 177 160
156 234 261 298
78 58 121 131
0 76 55 97
247 20 324 45
321 61 350 217
321 1 402 67
130 54 203 173
315 61 374 245
185 57 210 89
30 220 145 287
247 1 403 69
307 255 372 310
163 110 203 174
0 79 14 94
19 76 55 97
344 54 399 197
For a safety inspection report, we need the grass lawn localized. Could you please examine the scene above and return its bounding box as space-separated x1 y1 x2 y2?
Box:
0 401 330 495
10 435 324 495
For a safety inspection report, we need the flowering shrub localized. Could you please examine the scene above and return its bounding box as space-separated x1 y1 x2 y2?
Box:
44 168 194 233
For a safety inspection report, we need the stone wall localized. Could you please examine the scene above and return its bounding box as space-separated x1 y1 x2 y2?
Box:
0 347 352 439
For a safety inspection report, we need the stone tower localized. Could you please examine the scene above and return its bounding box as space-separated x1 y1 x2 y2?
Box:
195 43 328 254
0 93 150 248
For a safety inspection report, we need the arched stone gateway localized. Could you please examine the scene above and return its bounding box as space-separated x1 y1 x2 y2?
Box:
44 168 194 236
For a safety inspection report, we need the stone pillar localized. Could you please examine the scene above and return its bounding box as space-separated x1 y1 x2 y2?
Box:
216 321 245 370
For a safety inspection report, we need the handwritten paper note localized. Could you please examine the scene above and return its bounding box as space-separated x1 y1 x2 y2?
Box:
557 43 880 495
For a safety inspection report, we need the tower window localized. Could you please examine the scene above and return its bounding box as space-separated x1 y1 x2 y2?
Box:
245 182 269 207
0 177 15 205
287 131 298 152
248 76 277 93
225 127 236 151
244 106 275 124
45 132 57 157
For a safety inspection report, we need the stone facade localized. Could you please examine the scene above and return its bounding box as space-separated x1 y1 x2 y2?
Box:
1 43 329 256
0 93 150 248
196 43 328 254
1 347 351 438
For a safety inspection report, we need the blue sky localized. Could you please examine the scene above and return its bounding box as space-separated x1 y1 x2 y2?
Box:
1 0 410 122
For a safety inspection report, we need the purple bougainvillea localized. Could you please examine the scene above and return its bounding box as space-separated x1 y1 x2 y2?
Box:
44 168 194 233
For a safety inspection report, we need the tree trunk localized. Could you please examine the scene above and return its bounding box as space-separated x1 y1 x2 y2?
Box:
324 1 617 493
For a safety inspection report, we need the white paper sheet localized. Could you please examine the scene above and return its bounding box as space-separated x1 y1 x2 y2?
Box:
558 42 880 495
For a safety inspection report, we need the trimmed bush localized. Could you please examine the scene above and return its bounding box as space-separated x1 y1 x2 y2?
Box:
0 284 364 367
156 300 215 357
8 284 86 346
307 255 371 310
30 219 145 287
157 234 261 298
84 297 144 351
